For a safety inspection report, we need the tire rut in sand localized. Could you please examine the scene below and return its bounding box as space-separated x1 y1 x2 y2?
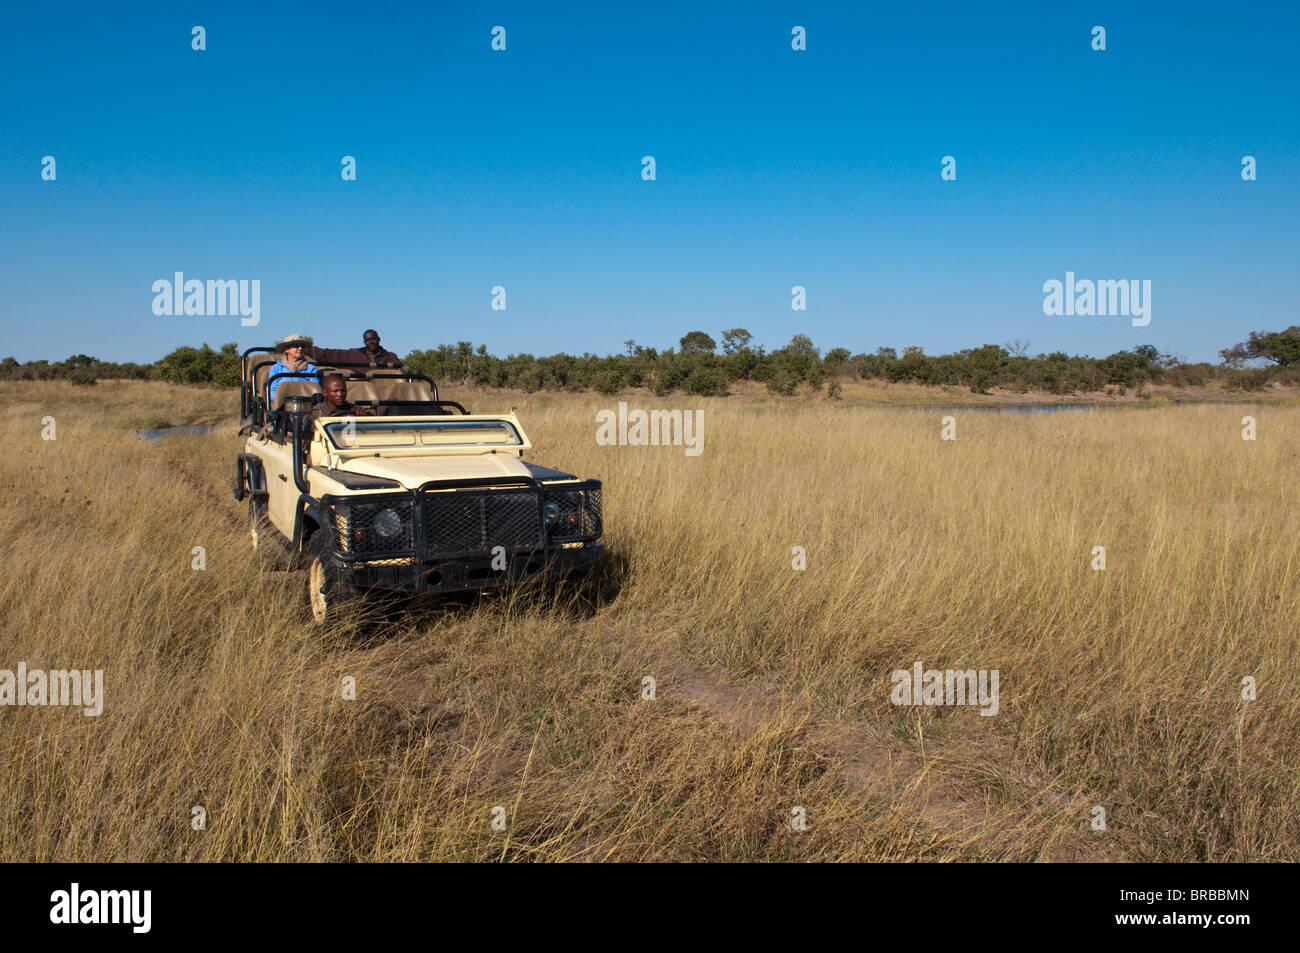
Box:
630 637 1126 861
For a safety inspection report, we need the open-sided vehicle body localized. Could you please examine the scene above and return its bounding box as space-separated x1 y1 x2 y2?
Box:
233 347 603 622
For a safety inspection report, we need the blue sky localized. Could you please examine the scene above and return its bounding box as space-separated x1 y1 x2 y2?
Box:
1 1 1296 364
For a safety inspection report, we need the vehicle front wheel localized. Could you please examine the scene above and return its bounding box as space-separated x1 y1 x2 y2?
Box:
305 534 357 626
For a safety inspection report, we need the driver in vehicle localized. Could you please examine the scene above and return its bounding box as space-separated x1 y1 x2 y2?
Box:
310 374 377 421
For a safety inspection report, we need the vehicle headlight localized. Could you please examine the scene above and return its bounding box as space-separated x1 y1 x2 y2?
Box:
544 494 584 535
374 507 403 538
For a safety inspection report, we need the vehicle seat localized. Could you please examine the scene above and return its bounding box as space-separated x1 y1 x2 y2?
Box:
370 379 433 401
252 360 277 401
392 380 434 402
364 378 431 415
273 380 322 410
344 380 382 410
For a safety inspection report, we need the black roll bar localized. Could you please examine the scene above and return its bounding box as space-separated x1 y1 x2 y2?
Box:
378 400 469 415
240 346 277 385
290 414 312 494
242 347 450 424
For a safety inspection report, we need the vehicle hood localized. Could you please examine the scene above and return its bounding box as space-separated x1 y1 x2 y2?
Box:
337 453 533 489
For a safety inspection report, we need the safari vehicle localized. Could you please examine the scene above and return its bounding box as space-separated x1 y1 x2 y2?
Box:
233 347 604 623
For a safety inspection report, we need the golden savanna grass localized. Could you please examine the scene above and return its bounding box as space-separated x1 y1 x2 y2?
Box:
1 380 1296 861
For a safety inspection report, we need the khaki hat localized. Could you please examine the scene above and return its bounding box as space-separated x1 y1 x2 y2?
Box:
277 332 313 351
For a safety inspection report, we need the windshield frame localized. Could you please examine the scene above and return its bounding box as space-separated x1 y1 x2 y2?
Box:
321 417 525 451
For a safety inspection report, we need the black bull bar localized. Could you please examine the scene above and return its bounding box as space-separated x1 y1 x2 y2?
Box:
318 477 603 593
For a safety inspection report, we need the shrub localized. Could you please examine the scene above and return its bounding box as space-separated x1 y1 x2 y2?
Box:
591 368 625 395
765 368 799 396
683 365 728 397
1229 368 1274 392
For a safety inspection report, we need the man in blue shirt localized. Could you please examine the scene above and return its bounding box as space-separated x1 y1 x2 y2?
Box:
267 332 317 403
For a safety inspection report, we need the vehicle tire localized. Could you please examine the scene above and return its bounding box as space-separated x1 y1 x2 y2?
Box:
305 533 358 626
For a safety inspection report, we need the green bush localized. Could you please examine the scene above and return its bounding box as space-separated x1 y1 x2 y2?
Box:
765 368 799 396
683 364 728 396
1229 368 1274 391
591 368 625 395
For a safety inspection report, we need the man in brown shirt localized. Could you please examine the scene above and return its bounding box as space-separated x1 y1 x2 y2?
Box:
310 329 402 368
310 375 378 421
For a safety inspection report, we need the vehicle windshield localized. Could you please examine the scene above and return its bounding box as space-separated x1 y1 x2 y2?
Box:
322 419 522 449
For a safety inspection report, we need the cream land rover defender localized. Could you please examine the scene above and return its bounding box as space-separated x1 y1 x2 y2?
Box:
233 347 604 623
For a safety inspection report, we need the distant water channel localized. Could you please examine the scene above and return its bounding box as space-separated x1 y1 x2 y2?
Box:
137 425 218 440
947 404 1115 414
893 404 1133 415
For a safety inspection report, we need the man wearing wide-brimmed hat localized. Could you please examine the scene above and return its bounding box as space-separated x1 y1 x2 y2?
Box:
267 332 317 402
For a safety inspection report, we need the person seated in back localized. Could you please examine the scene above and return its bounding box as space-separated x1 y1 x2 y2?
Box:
309 374 378 421
310 329 402 368
267 333 318 403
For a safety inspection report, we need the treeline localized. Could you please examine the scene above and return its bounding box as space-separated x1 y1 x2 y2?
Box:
2 326 1297 396
0 344 242 387
402 327 1299 396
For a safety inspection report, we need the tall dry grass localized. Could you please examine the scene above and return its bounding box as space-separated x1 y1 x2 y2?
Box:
0 380 1296 861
